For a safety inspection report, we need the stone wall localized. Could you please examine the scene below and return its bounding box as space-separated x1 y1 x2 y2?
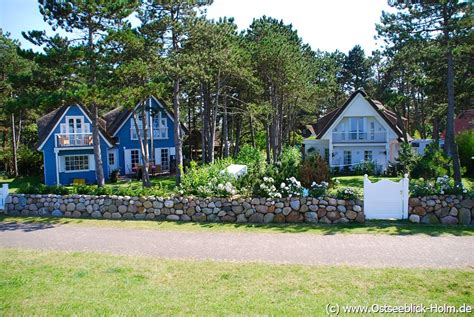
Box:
408 195 473 225
4 194 364 224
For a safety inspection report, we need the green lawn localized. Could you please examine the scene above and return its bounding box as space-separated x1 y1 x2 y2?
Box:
334 175 474 192
0 176 41 193
0 175 176 194
0 249 472 315
2 215 473 236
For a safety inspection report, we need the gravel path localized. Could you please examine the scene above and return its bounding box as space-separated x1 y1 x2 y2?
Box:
1 222 473 268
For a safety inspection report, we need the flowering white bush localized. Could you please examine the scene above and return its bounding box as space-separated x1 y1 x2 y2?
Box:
335 187 359 200
309 181 329 198
259 177 282 198
279 177 303 198
410 176 468 196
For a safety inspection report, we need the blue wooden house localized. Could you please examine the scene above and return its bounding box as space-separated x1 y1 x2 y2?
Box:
37 96 182 185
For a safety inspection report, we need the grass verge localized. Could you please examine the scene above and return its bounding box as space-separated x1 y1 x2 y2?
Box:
0 249 472 315
1 215 472 236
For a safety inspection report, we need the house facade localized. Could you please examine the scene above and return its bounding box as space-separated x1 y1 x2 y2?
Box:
302 90 409 173
38 96 181 185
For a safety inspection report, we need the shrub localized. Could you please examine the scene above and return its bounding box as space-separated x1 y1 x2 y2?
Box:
309 181 329 198
456 131 474 177
179 159 237 197
409 176 470 197
277 146 302 182
279 177 304 198
258 177 281 198
333 187 360 200
299 153 330 188
411 142 452 179
235 144 265 173
353 160 377 176
396 142 419 176
18 183 70 195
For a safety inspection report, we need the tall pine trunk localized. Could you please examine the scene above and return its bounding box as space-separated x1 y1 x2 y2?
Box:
173 79 183 185
442 7 462 184
87 21 105 187
222 93 229 158
91 103 105 187
132 103 151 187
11 113 18 177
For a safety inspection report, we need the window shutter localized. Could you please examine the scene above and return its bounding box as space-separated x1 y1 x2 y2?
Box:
60 123 66 134
59 156 65 172
89 155 95 170
169 147 176 156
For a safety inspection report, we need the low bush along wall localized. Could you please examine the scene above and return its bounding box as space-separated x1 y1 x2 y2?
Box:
5 194 364 224
408 195 473 225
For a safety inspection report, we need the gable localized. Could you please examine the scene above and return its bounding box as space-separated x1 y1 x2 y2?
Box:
37 104 114 150
109 96 187 137
306 90 405 140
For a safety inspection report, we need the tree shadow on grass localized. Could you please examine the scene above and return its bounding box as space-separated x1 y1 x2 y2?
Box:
170 219 473 237
0 215 472 236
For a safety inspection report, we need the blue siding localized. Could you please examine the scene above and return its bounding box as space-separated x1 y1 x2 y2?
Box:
41 105 112 185
41 97 177 184
113 97 176 175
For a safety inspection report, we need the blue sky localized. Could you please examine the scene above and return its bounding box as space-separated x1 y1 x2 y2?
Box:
0 0 395 54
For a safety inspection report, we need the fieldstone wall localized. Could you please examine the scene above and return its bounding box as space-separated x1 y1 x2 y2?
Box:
4 194 365 224
408 195 473 225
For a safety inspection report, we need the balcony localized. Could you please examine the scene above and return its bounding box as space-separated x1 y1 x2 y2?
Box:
131 127 168 140
332 131 386 143
56 133 93 147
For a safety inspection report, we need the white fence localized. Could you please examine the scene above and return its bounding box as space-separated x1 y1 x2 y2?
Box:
0 184 9 211
364 174 409 220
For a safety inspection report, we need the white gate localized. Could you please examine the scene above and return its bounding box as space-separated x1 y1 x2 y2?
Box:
364 174 409 219
0 184 9 211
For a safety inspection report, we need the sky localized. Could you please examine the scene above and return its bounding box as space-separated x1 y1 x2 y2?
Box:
0 0 395 54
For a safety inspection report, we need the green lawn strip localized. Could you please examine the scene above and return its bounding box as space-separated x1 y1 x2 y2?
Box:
334 175 474 191
0 249 472 315
0 175 177 195
1 215 472 236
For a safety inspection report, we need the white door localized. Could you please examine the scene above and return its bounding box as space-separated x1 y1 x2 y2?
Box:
124 149 141 174
155 148 170 172
364 174 409 219
108 149 119 172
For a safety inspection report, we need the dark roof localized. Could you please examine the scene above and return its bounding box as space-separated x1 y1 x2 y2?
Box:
305 90 408 140
103 97 190 136
37 104 115 149
103 107 131 136
37 106 68 148
38 97 190 149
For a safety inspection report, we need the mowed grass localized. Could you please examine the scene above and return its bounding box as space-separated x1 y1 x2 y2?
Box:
1 215 473 236
0 175 177 194
0 249 472 316
334 175 474 191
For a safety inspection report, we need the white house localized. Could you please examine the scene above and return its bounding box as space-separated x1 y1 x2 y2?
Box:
302 90 410 172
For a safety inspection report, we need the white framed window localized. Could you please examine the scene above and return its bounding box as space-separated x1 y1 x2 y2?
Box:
343 151 352 166
152 112 168 139
364 150 373 162
160 148 169 171
370 122 375 140
130 116 143 140
350 117 365 140
131 149 140 166
64 155 89 171
108 152 115 165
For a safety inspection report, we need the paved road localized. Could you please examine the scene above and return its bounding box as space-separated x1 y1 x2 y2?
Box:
1 222 473 268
